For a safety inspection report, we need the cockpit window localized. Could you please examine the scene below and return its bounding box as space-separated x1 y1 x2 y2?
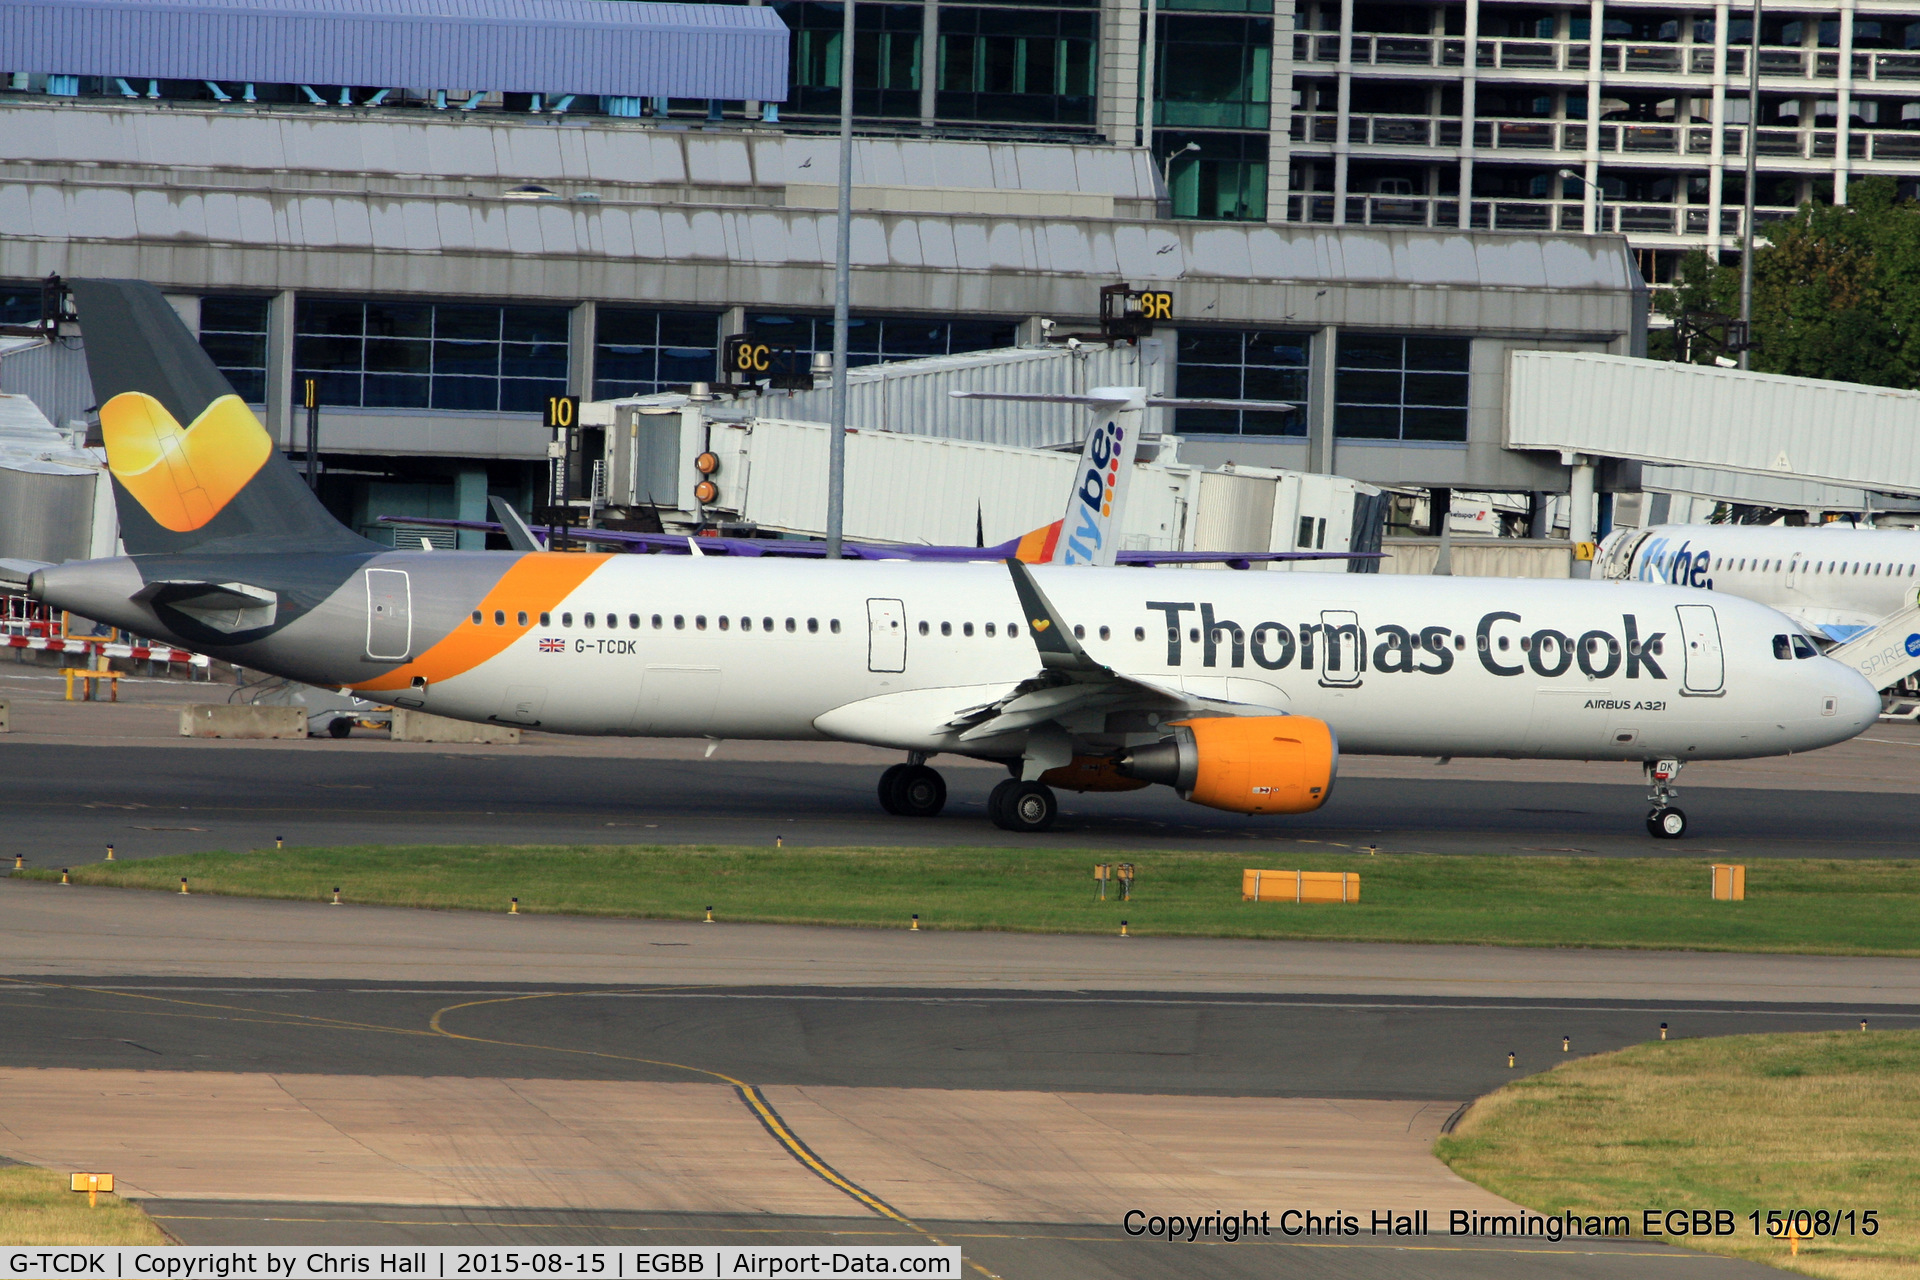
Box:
1791 635 1818 659
1772 634 1792 660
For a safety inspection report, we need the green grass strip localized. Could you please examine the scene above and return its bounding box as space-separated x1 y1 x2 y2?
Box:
1439 1030 1920 1278
21 846 1920 955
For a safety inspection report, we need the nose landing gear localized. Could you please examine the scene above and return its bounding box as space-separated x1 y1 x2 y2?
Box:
878 758 947 818
1644 758 1686 839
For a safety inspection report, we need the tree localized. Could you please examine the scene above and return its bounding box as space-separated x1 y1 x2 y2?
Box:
1654 177 1920 389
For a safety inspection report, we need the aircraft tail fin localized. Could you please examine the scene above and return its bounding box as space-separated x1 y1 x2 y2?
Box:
69 279 372 557
1049 388 1142 567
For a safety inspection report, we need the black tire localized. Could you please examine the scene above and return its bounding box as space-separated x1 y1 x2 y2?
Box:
895 765 947 818
987 778 1019 827
877 764 909 815
991 780 1057 833
1647 806 1687 839
326 717 353 739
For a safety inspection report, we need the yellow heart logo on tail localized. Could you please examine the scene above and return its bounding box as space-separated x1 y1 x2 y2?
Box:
101 392 272 532
1032 619 1051 632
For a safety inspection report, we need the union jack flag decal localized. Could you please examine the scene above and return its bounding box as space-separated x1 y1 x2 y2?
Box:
539 637 565 653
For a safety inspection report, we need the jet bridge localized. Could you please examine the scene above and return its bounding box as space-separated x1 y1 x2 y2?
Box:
1506 352 1920 534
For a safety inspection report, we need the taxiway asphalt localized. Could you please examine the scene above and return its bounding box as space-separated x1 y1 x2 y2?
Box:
4 742 1916 861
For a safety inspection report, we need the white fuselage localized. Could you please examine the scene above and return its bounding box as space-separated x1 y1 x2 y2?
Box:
380 557 1878 762
1602 524 1920 639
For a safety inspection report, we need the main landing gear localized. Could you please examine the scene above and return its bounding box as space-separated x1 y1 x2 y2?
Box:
1644 758 1686 839
988 778 1057 833
878 757 947 818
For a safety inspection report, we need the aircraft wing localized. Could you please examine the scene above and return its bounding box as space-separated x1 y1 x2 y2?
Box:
944 559 1269 743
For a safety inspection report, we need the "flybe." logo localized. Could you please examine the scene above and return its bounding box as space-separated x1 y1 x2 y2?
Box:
1059 418 1124 565
1634 536 1712 590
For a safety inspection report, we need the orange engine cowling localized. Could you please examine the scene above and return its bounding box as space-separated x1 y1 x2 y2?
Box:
1117 716 1337 815
1040 755 1151 793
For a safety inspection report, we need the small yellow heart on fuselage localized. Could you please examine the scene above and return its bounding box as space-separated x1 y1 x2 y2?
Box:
101 392 272 532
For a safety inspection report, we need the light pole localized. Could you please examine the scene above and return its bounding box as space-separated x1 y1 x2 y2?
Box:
1738 0 1761 370
825 0 854 558
1162 141 1199 199
1557 167 1606 235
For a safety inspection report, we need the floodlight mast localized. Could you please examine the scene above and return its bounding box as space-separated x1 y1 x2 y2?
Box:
1738 0 1761 370
825 0 855 559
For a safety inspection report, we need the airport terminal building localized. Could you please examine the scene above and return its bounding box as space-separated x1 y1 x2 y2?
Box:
0 0 1647 543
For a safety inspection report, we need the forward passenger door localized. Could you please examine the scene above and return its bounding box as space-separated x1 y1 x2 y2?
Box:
1675 604 1724 694
868 598 906 673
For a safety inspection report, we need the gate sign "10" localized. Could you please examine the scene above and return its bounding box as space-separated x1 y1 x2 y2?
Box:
545 394 579 430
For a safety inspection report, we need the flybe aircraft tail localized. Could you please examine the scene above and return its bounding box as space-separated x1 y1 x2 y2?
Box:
70 279 371 557
1049 389 1141 567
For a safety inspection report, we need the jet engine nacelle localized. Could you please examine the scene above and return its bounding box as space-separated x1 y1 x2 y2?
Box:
1118 715 1337 815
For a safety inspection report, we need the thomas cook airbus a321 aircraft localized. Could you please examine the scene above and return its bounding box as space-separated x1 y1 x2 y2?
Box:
17 281 1883 839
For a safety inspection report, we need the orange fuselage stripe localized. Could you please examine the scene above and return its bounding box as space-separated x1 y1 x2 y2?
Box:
352 552 611 692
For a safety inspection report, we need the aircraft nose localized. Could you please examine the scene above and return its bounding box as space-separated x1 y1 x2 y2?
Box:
1830 665 1882 736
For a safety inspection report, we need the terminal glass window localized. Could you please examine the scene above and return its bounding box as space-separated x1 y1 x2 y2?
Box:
1335 334 1470 441
0 282 43 327
1173 329 1309 435
295 298 570 413
937 8 1097 125
198 296 271 404
1153 16 1272 130
778 2 925 119
593 309 722 399
1158 131 1269 220
743 313 1019 367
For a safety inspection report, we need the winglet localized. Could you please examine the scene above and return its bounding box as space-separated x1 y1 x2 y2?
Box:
1006 559 1106 675
488 496 546 552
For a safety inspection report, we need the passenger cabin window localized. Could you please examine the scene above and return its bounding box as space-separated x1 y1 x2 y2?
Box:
963 623 974 637
830 619 841 634
561 612 573 627
785 618 796 632
517 611 528 626
471 611 483 624
719 616 730 631
1074 625 1085 639
1099 626 1110 641
985 623 997 637
674 615 685 629
1135 627 1145 641
629 614 641 628
763 617 773 631
696 616 708 630
540 612 551 626
918 621 930 636
808 618 819 633
942 622 953 636
652 615 663 628
1008 622 1020 638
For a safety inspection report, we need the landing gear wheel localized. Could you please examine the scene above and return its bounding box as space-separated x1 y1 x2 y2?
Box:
894 765 947 818
326 717 353 739
877 764 909 815
1647 806 1687 839
989 780 1057 833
